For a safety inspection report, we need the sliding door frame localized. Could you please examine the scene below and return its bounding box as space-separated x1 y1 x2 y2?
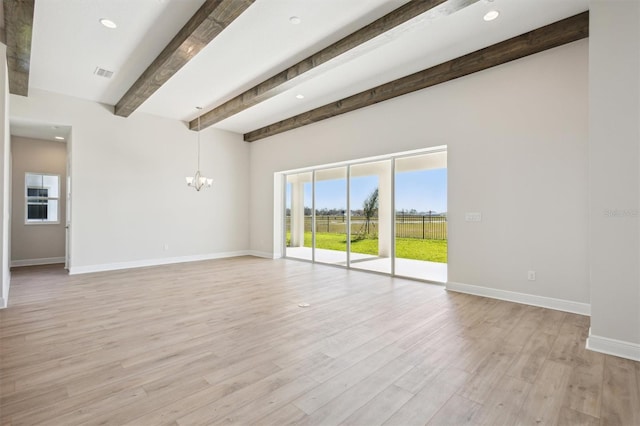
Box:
280 146 446 282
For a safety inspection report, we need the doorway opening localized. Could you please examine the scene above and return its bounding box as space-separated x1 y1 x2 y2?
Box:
9 122 72 271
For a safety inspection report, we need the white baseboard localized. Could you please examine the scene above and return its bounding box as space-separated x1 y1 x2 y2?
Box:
586 328 640 361
0 297 5 309
11 257 65 267
446 281 591 316
247 250 278 259
69 251 252 275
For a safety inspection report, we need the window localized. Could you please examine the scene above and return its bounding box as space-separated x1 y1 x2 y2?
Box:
25 173 60 224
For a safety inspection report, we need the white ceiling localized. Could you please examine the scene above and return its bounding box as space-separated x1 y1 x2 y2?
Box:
21 0 588 139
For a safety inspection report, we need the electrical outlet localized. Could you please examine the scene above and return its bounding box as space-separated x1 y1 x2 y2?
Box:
163 243 169 251
527 270 536 281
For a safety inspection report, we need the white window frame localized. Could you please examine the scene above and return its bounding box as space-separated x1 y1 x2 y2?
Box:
25 172 60 225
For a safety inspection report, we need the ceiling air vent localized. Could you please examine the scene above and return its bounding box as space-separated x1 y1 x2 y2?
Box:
94 67 114 79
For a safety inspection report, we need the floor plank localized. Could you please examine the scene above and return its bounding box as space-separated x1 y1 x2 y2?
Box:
340 384 414 426
546 318 606 420
557 406 600 426
507 329 557 383
384 367 469 425
473 374 532 425
426 394 483 425
0 259 638 425
299 354 414 425
599 356 640 426
515 360 572 425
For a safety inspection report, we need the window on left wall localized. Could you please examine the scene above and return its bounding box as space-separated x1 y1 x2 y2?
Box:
25 173 60 224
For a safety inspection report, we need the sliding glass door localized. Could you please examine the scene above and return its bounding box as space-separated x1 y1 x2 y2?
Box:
349 160 392 274
394 152 448 282
285 172 312 261
314 167 347 265
283 149 447 282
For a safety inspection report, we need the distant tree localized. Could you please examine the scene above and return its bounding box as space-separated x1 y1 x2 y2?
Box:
362 188 379 235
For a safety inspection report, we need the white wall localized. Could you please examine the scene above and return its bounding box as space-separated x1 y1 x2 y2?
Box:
10 89 250 273
0 43 10 307
587 0 640 360
10 137 67 265
249 40 589 308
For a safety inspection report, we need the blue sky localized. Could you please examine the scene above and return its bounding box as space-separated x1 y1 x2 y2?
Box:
288 168 447 213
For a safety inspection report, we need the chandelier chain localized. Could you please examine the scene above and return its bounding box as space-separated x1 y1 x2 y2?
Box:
185 107 212 191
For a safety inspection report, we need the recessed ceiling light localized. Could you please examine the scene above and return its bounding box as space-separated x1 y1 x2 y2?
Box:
483 10 500 21
289 16 301 25
99 18 117 29
54 136 65 140
295 94 305 99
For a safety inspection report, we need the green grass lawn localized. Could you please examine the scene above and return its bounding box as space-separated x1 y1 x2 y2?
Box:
290 232 447 263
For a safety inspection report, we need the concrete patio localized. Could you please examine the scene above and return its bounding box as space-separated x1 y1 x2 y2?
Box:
285 247 447 283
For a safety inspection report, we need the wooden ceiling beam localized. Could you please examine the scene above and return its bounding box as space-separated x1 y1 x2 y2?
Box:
191 0 481 131
114 0 255 117
244 11 589 142
4 0 35 96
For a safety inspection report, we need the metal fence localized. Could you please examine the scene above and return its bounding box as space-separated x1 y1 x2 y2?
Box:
395 213 447 240
285 214 447 240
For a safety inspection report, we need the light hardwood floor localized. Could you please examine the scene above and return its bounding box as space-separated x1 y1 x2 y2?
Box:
0 257 638 425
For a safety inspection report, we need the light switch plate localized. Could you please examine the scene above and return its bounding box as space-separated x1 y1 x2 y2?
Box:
465 212 482 222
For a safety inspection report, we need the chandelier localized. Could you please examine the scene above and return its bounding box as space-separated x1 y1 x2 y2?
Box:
185 107 213 191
